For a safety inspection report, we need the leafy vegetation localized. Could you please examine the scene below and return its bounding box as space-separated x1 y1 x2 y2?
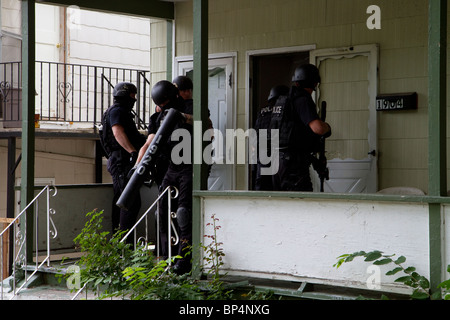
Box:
64 210 272 300
334 250 450 300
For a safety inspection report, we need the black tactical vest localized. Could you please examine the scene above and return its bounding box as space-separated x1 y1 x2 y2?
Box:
99 107 119 158
269 95 296 148
269 92 318 153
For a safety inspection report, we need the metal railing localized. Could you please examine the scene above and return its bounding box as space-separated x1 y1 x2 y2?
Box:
0 185 58 300
120 185 180 256
71 185 179 300
0 61 151 129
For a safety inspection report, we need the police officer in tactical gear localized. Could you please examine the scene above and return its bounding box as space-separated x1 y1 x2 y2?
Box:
137 80 194 275
254 85 289 190
270 64 331 191
102 82 146 240
173 75 193 101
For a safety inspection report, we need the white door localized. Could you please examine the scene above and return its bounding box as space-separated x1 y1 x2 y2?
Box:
177 56 235 190
310 45 379 193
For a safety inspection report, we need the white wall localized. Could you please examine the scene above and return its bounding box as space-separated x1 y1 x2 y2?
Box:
1 0 22 62
66 7 151 70
201 195 431 295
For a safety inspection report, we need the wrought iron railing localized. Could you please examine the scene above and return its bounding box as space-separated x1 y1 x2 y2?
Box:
0 185 58 300
0 61 151 130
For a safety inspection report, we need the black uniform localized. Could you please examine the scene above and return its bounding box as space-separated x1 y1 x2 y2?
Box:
254 105 273 190
103 102 146 235
150 97 193 273
270 87 320 191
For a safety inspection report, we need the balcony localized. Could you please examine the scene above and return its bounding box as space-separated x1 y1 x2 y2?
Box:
0 61 151 132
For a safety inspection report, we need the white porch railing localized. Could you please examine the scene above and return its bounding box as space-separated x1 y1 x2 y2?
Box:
0 185 58 300
71 185 179 300
120 185 180 258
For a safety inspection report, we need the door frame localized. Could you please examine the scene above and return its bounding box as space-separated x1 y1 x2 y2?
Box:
174 53 237 190
245 45 316 189
310 44 379 193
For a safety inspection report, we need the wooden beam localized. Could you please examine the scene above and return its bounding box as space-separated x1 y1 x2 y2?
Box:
38 0 174 19
166 20 174 80
0 218 16 224
428 0 447 197
428 0 447 298
192 0 208 279
21 0 36 263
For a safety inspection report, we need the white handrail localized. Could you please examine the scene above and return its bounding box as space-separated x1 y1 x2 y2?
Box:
0 185 58 300
71 185 178 300
120 185 179 247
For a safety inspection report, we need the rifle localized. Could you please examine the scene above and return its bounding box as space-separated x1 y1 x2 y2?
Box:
311 101 329 192
116 108 181 210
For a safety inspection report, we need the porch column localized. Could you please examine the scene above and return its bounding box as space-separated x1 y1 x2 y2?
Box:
428 0 447 297
192 0 208 278
21 0 36 262
166 20 173 80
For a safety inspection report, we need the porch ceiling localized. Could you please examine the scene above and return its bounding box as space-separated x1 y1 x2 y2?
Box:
37 0 174 20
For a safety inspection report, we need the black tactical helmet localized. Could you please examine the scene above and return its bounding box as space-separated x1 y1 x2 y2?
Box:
267 85 289 102
173 75 193 91
151 80 179 106
292 64 321 88
113 82 137 98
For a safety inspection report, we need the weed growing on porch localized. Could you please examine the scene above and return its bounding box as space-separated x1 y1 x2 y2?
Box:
201 214 225 281
334 250 450 300
69 209 155 297
65 209 270 300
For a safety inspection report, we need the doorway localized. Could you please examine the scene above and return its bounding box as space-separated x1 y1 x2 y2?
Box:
248 48 310 190
176 55 236 190
247 44 379 193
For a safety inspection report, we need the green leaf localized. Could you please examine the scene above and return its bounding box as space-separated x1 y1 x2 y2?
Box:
385 267 403 276
404 267 416 274
437 279 450 289
411 290 429 300
394 256 406 264
364 251 383 262
395 276 413 284
373 258 392 265
418 276 430 290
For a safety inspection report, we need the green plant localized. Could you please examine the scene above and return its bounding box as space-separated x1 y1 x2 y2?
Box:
199 214 234 300
334 250 447 300
67 210 273 300
437 265 450 300
121 256 205 300
201 214 225 281
70 209 155 297
116 214 233 300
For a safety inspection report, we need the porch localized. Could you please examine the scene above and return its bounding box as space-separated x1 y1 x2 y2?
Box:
4 0 449 301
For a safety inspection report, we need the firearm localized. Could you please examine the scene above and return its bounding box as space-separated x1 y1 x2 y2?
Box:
312 101 329 192
116 108 181 210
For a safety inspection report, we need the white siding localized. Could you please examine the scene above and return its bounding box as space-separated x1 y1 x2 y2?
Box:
67 8 151 71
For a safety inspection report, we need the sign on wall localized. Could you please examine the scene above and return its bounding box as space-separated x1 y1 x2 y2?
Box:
376 92 417 111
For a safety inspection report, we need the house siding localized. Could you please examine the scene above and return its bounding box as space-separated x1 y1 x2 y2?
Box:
155 0 434 192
